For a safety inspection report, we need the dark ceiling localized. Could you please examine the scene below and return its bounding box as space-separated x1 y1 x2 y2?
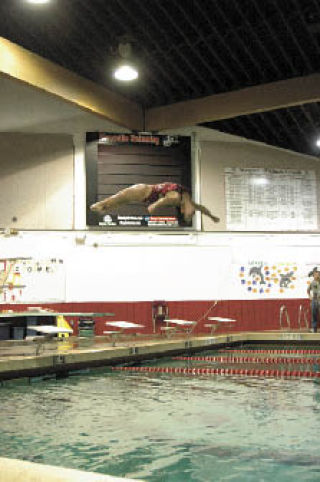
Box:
0 0 320 156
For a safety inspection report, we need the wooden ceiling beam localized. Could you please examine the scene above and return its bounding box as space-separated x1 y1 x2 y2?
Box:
0 37 144 131
145 74 320 131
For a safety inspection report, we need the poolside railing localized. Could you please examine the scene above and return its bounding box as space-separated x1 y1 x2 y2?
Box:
298 304 309 331
279 305 290 330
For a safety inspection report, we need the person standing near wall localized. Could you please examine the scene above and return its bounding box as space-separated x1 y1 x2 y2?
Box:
307 267 320 333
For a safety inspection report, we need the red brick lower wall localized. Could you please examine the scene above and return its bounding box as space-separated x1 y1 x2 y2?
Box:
0 299 311 334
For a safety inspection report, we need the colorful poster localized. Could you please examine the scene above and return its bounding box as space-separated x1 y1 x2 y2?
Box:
238 261 298 296
0 257 65 303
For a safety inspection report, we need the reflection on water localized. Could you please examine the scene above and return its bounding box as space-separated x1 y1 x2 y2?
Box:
1 355 320 481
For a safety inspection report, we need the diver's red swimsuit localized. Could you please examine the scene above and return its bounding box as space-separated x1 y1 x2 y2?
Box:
144 183 188 206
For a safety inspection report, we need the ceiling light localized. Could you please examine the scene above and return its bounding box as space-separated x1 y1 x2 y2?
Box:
112 41 139 81
316 137 320 148
113 65 138 81
26 0 50 4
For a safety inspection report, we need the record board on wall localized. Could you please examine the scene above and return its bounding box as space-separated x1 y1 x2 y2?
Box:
225 167 317 231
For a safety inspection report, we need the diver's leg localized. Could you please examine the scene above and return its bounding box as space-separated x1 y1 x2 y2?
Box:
313 300 320 333
311 299 318 332
90 184 150 214
147 191 181 214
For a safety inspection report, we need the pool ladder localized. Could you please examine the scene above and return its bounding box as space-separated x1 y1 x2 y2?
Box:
279 304 310 331
279 305 290 330
297 304 309 331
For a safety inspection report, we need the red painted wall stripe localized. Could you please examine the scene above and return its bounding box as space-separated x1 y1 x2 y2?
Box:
0 298 310 334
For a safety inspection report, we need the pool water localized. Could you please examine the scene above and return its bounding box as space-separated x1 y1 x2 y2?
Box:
1 346 320 481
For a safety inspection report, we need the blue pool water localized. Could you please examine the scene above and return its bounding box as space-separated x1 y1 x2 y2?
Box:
1 348 320 481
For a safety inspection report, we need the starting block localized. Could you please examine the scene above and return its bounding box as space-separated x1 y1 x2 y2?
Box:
206 317 236 334
160 326 177 338
104 321 145 346
160 319 197 337
103 330 123 346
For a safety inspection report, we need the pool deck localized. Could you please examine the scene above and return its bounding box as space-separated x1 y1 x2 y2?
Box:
1 330 320 382
0 457 143 482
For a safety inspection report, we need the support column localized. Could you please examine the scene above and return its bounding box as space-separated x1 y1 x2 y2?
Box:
191 132 201 231
73 133 87 230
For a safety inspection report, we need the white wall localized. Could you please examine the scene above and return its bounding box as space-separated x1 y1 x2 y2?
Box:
64 232 318 301
0 231 318 302
1 130 318 234
66 243 229 301
0 133 74 230
0 130 319 303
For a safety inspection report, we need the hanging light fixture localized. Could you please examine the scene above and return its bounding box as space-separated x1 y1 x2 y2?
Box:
114 65 138 81
113 42 138 82
26 0 50 4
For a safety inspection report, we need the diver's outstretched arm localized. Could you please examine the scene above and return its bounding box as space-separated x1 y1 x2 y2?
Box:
193 203 220 223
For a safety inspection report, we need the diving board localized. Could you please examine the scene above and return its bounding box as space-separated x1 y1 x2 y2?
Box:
0 311 114 318
26 325 74 356
28 325 73 335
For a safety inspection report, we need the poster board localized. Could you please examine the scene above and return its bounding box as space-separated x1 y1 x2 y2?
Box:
225 168 317 231
86 132 192 229
0 257 65 303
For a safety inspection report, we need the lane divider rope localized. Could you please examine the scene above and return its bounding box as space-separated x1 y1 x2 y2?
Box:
219 349 320 355
172 356 320 364
112 366 320 378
